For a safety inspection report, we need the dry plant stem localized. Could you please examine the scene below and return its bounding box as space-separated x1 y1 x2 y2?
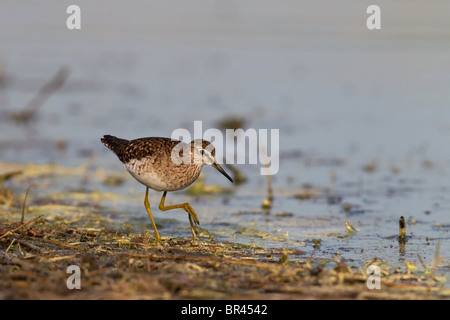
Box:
5 239 15 252
261 150 273 202
261 157 273 209
398 216 406 243
263 154 273 201
416 254 429 273
42 255 77 263
20 185 31 224
266 173 273 201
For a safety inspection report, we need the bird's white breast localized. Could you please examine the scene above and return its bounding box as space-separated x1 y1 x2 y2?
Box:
124 158 170 191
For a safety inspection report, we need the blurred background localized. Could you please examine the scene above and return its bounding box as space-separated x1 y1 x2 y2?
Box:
1 1 449 270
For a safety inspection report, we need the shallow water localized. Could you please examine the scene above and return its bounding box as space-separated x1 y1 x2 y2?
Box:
1 1 449 282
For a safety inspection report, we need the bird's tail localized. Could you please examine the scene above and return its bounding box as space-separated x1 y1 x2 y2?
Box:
100 135 129 156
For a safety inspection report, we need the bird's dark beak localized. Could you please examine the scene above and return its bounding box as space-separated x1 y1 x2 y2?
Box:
212 162 233 183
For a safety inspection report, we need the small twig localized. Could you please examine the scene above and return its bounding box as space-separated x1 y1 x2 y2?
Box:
266 171 273 201
17 241 24 256
5 238 16 253
20 185 31 224
263 149 273 201
16 239 44 252
41 255 77 263
261 150 273 209
398 216 406 243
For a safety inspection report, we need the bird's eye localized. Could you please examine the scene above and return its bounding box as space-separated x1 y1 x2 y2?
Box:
200 149 205 156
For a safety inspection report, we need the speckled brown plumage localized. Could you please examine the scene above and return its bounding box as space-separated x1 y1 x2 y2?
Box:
101 135 177 163
101 135 203 191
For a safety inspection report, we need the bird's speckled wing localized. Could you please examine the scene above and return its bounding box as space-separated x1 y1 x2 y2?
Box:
101 135 182 163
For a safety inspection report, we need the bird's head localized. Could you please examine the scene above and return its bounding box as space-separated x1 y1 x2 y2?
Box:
190 139 233 183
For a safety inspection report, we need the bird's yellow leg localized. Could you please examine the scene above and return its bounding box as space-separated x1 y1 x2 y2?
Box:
159 191 199 238
144 187 161 243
